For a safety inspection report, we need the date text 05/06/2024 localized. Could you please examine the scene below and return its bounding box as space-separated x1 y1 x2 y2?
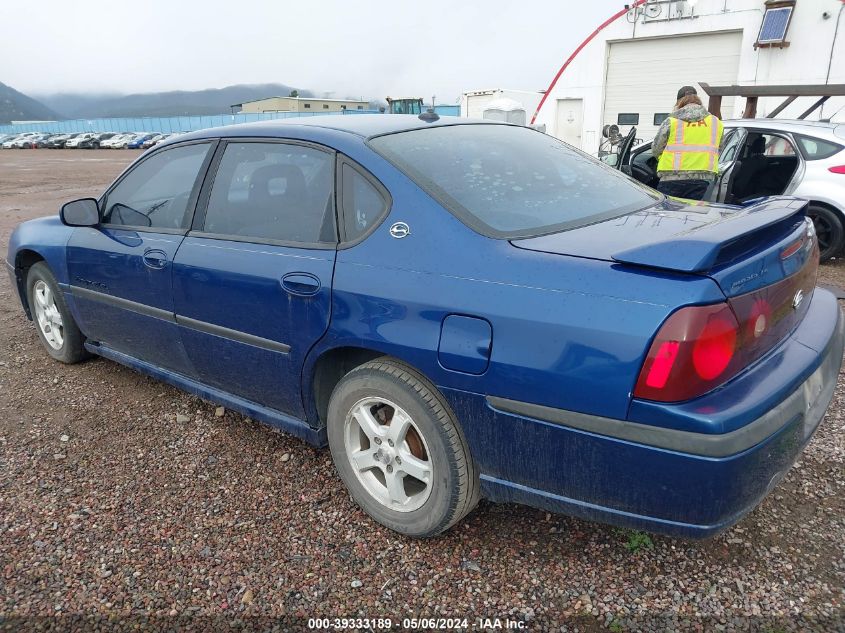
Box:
307 617 527 629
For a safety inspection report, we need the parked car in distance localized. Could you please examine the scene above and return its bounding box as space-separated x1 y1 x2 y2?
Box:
1 134 26 149
2 133 37 149
65 133 99 149
94 133 117 145
609 119 845 261
126 133 155 149
140 134 165 149
45 133 73 149
75 132 115 149
101 133 132 149
31 134 55 148
6 115 842 538
11 133 43 149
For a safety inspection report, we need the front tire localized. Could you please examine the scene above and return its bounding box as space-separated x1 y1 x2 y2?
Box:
807 204 843 262
327 358 480 537
26 262 90 364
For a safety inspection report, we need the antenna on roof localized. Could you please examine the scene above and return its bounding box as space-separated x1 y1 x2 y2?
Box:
419 94 439 122
419 109 439 122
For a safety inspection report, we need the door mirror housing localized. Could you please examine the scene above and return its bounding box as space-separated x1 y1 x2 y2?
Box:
60 198 100 227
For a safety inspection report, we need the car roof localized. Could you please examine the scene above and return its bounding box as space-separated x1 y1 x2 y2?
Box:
173 114 492 145
726 118 844 139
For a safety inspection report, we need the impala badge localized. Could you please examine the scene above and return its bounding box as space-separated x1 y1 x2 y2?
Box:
793 289 804 310
389 222 411 239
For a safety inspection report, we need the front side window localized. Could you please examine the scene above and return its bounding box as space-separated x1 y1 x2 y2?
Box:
102 142 212 229
202 142 336 244
341 163 389 242
369 124 658 238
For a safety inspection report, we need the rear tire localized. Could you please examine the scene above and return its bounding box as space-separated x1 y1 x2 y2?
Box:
26 262 90 364
807 204 843 262
327 358 480 537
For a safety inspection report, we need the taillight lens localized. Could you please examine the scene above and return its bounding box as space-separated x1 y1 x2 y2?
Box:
636 220 819 403
635 304 740 402
828 165 845 174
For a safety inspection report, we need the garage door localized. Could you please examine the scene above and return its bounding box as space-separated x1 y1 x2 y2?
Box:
604 32 742 143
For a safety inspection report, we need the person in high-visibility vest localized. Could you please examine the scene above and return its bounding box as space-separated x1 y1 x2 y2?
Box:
652 90 723 201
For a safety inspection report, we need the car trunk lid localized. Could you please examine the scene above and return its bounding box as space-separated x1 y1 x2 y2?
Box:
511 196 814 297
513 195 819 386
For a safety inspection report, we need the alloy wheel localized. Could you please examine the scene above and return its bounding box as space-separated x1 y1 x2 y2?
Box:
343 397 433 512
32 280 64 350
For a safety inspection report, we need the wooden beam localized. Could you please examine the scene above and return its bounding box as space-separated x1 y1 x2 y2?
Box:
698 83 845 98
797 96 830 120
743 97 758 119
707 95 722 119
767 95 798 118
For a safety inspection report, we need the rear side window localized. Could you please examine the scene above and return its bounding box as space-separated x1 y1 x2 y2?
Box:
369 124 658 239
103 142 212 229
340 163 389 242
795 135 843 161
202 142 336 244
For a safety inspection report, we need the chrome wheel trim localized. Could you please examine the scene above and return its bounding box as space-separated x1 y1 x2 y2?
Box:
343 397 433 513
33 280 64 350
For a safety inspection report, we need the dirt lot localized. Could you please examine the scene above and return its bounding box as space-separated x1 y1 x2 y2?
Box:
0 150 843 632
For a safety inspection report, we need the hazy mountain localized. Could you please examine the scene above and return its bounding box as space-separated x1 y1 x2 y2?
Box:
37 83 318 119
0 82 62 124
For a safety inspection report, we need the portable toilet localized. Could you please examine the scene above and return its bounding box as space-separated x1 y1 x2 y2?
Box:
481 97 527 125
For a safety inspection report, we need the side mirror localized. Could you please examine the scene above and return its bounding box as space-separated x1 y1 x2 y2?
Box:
602 153 619 167
61 198 100 227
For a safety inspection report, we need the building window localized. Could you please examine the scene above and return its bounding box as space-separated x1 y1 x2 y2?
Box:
323 104 329 109
341 105 347 110
653 113 669 126
357 106 364 110
755 0 795 48
617 113 639 126
304 103 311 109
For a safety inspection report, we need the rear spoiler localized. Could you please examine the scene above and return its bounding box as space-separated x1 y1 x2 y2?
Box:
611 197 809 273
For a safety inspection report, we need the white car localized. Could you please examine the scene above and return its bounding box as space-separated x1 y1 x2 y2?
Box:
65 133 97 148
3 133 38 149
102 134 133 149
613 119 845 260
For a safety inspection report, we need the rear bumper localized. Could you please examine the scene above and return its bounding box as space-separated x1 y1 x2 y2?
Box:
444 288 844 538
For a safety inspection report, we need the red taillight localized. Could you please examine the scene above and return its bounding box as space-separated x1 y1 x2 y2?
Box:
692 314 737 380
645 341 680 389
829 165 845 174
635 304 740 402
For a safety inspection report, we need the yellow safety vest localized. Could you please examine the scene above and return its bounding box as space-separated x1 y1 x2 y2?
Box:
657 115 723 174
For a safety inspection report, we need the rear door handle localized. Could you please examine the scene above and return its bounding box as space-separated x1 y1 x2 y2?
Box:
281 272 321 296
142 249 168 270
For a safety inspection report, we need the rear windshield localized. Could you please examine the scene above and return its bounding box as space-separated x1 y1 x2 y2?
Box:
369 124 658 238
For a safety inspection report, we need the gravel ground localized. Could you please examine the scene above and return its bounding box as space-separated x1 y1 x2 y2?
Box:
0 150 843 632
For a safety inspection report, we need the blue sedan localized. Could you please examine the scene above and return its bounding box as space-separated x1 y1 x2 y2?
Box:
6 115 842 537
126 134 157 150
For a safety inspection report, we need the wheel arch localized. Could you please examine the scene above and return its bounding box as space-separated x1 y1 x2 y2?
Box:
305 345 437 430
807 200 845 257
13 249 46 319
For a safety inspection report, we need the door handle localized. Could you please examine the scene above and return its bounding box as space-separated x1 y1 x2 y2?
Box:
281 272 321 296
142 249 168 270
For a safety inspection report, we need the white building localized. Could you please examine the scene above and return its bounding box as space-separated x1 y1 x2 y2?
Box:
533 0 845 155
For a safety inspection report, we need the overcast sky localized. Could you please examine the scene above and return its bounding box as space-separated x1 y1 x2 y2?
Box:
1 0 617 102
